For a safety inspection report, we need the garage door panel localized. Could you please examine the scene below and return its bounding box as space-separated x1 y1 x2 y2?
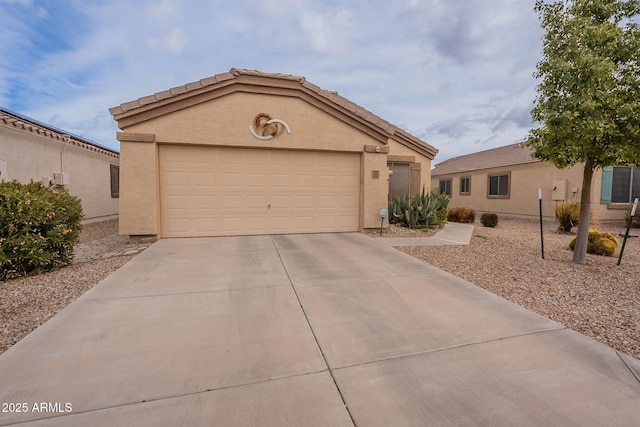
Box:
194 196 216 209
219 150 241 164
244 150 265 165
193 217 217 233
166 195 189 210
160 146 360 237
270 174 292 189
222 173 243 187
220 195 243 210
192 154 217 166
248 217 270 231
271 195 292 209
338 174 359 187
270 152 292 166
164 172 188 186
166 219 189 234
295 175 314 188
339 195 359 209
318 175 338 188
247 173 267 188
218 217 244 233
163 146 188 162
194 172 215 186
316 195 336 209
294 196 314 209
247 195 268 209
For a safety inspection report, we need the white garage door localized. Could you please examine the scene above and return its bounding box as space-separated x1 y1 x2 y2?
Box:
159 145 361 237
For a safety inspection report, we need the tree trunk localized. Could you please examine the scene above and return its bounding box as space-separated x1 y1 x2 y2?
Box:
573 157 595 264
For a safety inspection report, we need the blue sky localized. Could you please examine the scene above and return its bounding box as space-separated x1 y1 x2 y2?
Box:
1 0 543 162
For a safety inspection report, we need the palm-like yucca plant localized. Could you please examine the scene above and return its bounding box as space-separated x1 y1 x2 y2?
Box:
555 202 580 232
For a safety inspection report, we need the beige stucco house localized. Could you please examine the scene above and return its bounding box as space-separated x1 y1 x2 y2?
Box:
110 68 437 240
431 142 637 223
0 107 120 223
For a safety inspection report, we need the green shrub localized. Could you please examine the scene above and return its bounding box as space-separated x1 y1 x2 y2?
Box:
389 187 449 229
568 228 619 257
555 202 580 232
480 213 498 227
0 180 83 280
447 207 475 223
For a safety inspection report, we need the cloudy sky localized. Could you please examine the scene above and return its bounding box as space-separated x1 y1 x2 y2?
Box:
1 0 544 163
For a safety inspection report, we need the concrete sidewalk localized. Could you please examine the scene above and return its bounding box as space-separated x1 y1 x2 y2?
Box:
380 222 474 246
0 233 639 426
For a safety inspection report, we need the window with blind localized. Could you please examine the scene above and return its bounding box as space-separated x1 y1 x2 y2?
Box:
488 172 510 198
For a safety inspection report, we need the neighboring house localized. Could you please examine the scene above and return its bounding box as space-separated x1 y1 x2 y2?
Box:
431 142 637 223
0 107 120 223
110 68 437 239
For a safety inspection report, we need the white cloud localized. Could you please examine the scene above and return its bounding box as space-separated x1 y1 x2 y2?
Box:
1 0 545 158
148 28 188 54
300 9 353 54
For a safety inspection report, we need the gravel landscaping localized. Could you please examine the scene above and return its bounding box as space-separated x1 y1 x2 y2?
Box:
1 217 638 361
396 217 640 360
0 220 137 354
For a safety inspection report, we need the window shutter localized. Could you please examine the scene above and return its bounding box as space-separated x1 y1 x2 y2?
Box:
600 166 613 204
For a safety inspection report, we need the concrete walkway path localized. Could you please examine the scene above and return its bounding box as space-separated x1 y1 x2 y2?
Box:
1 233 639 426
380 222 474 246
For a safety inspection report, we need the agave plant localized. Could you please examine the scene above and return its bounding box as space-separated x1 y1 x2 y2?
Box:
388 186 449 229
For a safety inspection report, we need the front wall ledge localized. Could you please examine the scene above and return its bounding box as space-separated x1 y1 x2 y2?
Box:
117 132 156 143
388 155 416 163
607 203 635 210
364 145 390 154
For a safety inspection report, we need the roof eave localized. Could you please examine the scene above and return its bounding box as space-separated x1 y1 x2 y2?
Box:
431 158 540 176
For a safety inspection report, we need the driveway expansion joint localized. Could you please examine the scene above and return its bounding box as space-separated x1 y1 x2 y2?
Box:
0 370 332 426
78 284 287 302
331 326 568 372
617 352 640 385
270 235 357 427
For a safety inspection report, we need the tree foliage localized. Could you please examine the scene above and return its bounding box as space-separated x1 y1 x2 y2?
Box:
528 0 640 263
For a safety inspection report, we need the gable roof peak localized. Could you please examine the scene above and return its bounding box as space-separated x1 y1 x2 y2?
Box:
109 68 438 159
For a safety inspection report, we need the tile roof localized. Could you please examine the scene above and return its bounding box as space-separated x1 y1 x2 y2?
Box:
109 68 437 158
0 107 119 158
432 142 538 176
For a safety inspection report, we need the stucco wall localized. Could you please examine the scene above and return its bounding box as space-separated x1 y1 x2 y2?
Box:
432 161 626 223
0 125 119 221
118 140 159 236
362 151 390 229
126 92 380 153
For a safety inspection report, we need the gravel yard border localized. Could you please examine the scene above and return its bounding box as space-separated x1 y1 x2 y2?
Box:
1 220 136 354
396 218 639 360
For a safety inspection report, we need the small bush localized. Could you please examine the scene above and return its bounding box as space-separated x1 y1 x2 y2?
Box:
568 228 619 257
448 207 475 223
0 180 83 280
555 202 580 232
480 213 498 227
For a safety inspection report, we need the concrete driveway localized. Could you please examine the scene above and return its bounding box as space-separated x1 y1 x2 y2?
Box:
1 233 639 426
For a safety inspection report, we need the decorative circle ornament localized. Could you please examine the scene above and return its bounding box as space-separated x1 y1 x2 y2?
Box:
249 113 291 140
